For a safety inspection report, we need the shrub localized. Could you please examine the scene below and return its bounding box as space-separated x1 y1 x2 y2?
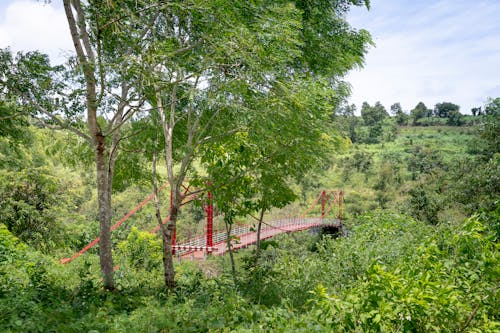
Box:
117 227 162 271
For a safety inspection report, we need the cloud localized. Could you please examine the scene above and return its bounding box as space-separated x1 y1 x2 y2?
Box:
0 0 73 64
346 0 500 113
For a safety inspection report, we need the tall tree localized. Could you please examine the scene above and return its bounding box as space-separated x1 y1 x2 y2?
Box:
141 0 372 289
391 102 408 126
390 102 403 116
138 0 311 290
471 107 482 117
434 102 460 118
60 1 164 290
333 103 359 142
1 1 160 289
361 101 388 126
204 78 339 262
360 102 372 124
359 101 388 143
410 102 431 125
484 97 500 115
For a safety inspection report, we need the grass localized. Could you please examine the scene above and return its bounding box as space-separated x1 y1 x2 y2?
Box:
316 126 476 221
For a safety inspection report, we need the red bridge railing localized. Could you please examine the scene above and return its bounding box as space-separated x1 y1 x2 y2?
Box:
61 187 343 263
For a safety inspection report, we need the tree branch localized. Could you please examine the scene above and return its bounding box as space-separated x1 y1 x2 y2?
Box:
33 116 91 144
63 0 87 66
28 97 91 143
72 0 95 63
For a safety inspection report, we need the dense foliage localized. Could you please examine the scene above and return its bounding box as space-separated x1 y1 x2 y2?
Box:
1 119 499 331
1 209 498 332
1 0 499 330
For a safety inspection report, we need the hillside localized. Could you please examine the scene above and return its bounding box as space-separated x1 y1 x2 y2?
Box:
1 122 499 332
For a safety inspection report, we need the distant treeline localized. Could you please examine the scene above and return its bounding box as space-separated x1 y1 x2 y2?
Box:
333 97 499 144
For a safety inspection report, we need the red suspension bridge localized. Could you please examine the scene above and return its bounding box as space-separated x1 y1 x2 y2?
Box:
60 186 343 264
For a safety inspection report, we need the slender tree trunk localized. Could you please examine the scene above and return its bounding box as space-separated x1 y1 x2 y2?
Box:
225 220 237 285
163 207 178 290
152 146 175 292
156 84 180 291
255 204 266 263
89 72 115 292
64 0 115 290
95 135 115 290
154 70 200 291
156 200 178 291
160 229 174 289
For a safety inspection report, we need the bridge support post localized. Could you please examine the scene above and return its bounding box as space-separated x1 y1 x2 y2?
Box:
321 190 326 220
206 190 213 255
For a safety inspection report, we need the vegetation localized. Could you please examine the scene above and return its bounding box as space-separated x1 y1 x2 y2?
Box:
1 1 499 331
2 0 372 291
1 109 498 331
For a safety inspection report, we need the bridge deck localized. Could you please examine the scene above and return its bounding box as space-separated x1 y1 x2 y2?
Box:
180 218 340 260
59 189 343 265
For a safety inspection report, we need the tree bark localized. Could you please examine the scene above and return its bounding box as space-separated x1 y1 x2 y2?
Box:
163 207 178 290
225 219 237 285
154 65 200 291
64 0 115 290
95 134 114 290
156 84 179 291
152 142 176 292
255 204 266 263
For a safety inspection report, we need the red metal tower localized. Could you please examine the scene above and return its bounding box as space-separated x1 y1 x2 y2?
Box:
206 190 214 255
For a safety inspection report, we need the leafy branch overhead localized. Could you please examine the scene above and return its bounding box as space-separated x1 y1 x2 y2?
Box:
1 0 372 290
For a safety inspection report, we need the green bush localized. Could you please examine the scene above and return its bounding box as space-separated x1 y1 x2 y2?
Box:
117 227 162 271
298 216 499 332
0 168 68 251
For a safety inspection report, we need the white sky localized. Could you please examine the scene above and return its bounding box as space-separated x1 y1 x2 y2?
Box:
1 0 499 114
346 0 500 113
0 0 72 63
